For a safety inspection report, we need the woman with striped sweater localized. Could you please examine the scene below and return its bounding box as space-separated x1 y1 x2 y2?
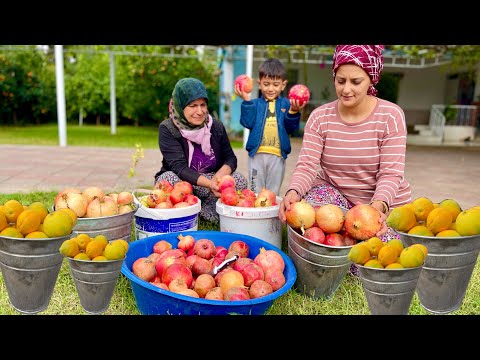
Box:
279 45 412 271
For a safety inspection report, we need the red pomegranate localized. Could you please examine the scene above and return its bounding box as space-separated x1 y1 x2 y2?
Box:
303 226 326 244
234 74 253 93
228 240 249 258
161 263 193 287
288 84 310 106
343 204 382 241
193 238 216 259
249 279 273 299
253 247 285 273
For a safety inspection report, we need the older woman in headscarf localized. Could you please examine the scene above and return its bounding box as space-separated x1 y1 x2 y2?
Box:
154 77 248 224
278 45 412 272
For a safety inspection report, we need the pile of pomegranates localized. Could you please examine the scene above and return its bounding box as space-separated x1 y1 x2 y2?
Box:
285 201 381 247
131 234 287 301
140 180 199 209
217 175 277 208
54 186 135 218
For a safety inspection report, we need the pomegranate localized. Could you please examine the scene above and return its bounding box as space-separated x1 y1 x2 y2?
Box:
324 232 346 246
86 196 119 218
168 277 189 293
118 204 134 214
191 257 214 277
150 281 169 290
228 240 249 258
147 252 162 266
224 286 251 301
155 201 173 209
161 263 193 287
285 199 316 233
193 274 216 298
193 238 216 259
173 202 190 208
303 226 326 244
176 289 200 298
254 196 272 208
219 270 244 294
186 254 199 269
288 84 310 106
232 257 253 272
220 187 239 206
214 267 234 286
151 189 169 203
315 204 345 234
237 198 255 207
239 262 265 287
240 189 256 202
205 287 224 300
184 194 199 205
54 192 89 218
132 257 157 282
107 193 118 202
117 191 134 205
155 179 174 193
234 74 253 93
155 249 187 277
264 268 286 291
177 234 195 253
217 174 236 192
173 181 193 196
153 240 173 255
169 187 186 205
257 188 277 205
249 279 273 299
254 247 285 273
82 186 105 204
343 204 382 240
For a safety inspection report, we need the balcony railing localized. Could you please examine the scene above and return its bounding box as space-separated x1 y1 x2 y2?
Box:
430 104 479 141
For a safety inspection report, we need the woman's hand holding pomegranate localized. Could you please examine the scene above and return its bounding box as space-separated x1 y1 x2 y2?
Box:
360 201 389 238
278 189 301 223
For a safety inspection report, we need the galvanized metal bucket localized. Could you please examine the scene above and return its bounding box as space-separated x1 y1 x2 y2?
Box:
72 206 136 242
287 225 353 299
67 257 125 314
399 232 480 314
357 264 423 315
0 233 70 314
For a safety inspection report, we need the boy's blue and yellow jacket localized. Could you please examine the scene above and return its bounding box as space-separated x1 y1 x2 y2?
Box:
239 95 300 160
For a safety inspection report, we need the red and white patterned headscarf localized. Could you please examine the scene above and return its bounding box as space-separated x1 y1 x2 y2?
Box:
332 45 385 96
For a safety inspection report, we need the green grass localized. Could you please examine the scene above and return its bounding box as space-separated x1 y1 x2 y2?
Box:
2 192 480 315
0 124 244 149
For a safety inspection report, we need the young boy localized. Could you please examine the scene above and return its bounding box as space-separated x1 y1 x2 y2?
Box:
234 58 306 195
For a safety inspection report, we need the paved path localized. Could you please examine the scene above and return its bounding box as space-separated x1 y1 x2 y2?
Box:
0 139 479 210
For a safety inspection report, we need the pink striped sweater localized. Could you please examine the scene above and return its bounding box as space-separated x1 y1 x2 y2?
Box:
288 98 412 209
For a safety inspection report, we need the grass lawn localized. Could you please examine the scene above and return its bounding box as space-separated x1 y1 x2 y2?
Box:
1 191 480 316
0 124 244 149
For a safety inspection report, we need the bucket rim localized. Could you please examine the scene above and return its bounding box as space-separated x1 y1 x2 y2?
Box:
215 197 281 219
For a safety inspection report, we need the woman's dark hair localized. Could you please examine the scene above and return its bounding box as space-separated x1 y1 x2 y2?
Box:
258 58 287 81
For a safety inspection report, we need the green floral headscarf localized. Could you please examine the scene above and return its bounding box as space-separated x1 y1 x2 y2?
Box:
171 78 209 130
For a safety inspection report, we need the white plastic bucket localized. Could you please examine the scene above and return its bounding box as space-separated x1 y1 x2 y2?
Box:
133 191 201 240
215 196 282 249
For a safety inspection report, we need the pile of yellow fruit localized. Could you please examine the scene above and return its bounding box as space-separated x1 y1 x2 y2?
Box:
0 199 75 238
348 237 427 269
59 233 128 261
386 197 480 237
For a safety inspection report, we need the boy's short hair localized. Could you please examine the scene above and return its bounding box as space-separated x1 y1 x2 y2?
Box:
258 58 287 81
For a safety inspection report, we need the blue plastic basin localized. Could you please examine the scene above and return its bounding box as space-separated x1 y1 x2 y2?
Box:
121 230 296 315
